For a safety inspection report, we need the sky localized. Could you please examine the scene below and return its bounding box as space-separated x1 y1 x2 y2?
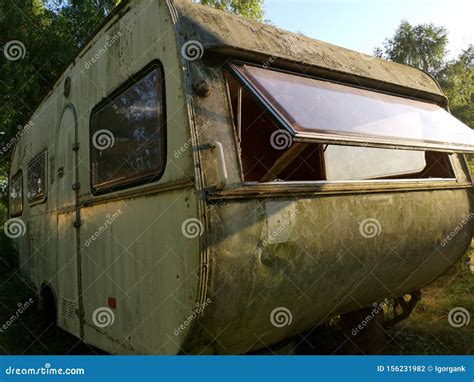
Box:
264 0 473 59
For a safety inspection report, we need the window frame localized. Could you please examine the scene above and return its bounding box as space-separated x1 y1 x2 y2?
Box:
27 150 48 205
9 170 23 217
89 60 167 195
223 62 464 187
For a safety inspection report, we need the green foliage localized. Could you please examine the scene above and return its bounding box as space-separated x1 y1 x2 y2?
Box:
375 20 448 76
194 0 264 21
376 21 473 127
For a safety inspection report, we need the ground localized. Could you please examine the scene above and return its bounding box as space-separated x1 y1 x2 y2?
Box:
0 247 472 355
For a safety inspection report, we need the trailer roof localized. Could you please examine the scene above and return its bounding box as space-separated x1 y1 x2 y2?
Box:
172 0 445 102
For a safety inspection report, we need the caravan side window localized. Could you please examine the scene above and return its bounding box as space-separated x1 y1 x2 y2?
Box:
90 63 166 192
10 171 23 216
27 151 47 203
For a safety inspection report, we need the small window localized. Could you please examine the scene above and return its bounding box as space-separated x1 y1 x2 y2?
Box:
225 70 455 183
9 171 23 216
27 151 47 203
90 63 166 192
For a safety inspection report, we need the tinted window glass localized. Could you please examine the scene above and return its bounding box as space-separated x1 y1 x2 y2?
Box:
27 152 47 203
10 171 23 215
232 64 474 153
90 66 166 191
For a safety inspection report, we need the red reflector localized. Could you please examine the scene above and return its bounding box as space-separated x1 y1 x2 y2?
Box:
108 297 117 309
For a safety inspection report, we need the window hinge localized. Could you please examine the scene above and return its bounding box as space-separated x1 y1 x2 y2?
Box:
72 183 80 190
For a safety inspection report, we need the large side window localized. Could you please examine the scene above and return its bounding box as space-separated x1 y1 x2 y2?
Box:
90 63 166 192
225 69 456 183
9 171 23 216
27 151 47 203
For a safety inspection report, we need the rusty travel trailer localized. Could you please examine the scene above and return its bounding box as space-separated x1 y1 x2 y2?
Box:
7 0 474 354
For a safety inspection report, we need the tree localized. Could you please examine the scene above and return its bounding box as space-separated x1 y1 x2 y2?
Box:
194 0 264 22
375 20 448 76
376 21 473 128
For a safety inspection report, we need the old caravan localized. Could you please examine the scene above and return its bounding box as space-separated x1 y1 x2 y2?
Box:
7 0 474 354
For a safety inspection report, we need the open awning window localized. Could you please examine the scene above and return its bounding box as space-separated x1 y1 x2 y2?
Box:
229 64 474 153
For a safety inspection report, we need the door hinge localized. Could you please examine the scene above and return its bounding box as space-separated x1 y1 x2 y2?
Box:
75 307 84 318
72 182 80 190
72 142 80 151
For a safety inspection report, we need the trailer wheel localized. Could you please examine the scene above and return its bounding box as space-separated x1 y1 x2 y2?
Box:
340 306 385 354
39 284 57 329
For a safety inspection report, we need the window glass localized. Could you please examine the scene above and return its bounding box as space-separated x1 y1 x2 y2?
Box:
10 171 23 215
90 66 166 191
325 146 427 181
232 64 474 153
27 152 47 203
